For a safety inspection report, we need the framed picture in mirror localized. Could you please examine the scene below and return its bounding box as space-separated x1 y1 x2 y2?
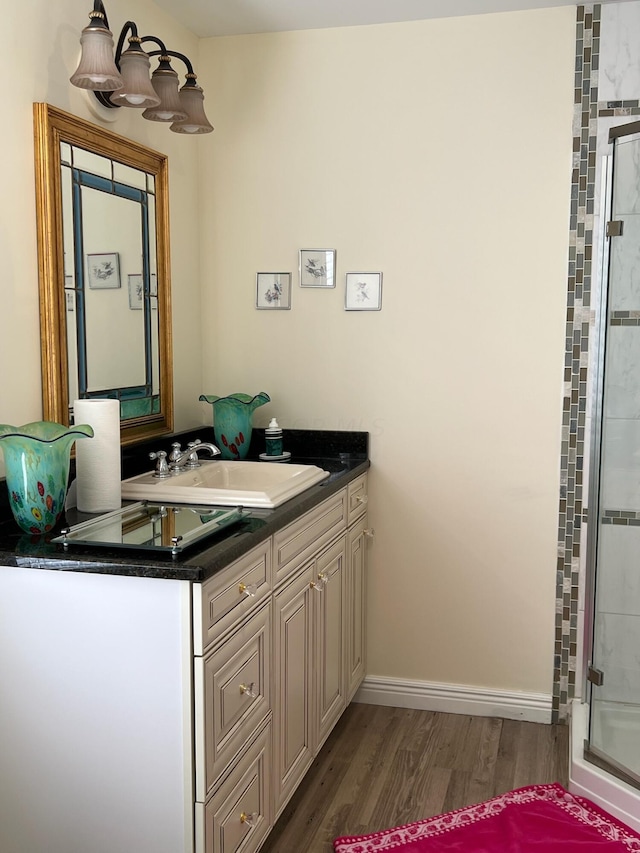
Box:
87 253 121 289
128 274 143 309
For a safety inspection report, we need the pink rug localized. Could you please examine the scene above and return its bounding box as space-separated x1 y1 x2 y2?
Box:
333 783 640 852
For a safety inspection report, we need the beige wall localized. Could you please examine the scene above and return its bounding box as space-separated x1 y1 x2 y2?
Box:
1 2 576 699
197 8 576 694
0 0 203 466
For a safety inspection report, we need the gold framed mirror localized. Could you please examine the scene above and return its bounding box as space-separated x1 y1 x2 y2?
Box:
33 103 173 445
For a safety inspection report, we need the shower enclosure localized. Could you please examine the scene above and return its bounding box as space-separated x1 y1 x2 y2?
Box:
584 120 640 792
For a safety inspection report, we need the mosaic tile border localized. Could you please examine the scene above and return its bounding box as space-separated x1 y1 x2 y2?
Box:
598 100 640 116
554 4 600 723
610 311 640 325
601 510 640 525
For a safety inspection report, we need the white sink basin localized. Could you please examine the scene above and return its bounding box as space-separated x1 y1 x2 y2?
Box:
121 460 330 509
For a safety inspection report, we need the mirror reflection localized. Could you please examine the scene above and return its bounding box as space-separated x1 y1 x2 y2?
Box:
54 503 247 556
33 103 173 444
60 143 160 417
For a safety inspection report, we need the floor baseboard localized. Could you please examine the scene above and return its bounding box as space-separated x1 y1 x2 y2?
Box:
354 675 552 723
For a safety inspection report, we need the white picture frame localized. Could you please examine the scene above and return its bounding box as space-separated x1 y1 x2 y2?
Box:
345 272 383 311
256 272 292 309
87 252 120 289
299 249 336 288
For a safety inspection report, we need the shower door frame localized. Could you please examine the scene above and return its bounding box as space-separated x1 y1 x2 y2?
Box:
583 119 640 792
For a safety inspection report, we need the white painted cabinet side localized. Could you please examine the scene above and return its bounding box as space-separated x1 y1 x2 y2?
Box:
0 567 193 853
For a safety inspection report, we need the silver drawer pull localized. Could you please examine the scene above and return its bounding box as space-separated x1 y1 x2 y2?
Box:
356 494 368 506
364 528 375 538
240 811 258 828
239 682 257 699
238 582 257 598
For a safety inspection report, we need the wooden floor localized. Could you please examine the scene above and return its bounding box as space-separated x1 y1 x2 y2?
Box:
261 702 569 852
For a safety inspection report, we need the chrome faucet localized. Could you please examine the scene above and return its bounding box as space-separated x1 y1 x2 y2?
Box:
149 439 221 478
170 440 221 470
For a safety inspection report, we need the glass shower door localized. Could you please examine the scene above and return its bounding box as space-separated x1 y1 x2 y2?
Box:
586 122 640 789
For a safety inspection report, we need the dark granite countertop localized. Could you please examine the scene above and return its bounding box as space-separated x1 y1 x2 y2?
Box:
0 428 369 583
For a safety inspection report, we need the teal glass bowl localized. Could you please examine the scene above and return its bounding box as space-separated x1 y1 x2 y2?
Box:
0 421 94 534
199 393 270 460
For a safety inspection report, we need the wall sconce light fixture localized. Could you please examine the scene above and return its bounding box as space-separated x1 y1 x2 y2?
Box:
70 0 213 134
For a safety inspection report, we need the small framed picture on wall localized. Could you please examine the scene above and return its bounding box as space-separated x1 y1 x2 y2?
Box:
345 272 383 311
299 249 336 288
256 272 292 309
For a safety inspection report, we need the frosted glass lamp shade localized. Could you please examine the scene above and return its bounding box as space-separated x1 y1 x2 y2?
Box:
143 68 187 122
70 26 123 91
170 84 214 134
109 49 160 108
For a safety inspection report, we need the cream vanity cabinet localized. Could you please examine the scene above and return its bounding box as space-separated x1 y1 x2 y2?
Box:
192 473 368 853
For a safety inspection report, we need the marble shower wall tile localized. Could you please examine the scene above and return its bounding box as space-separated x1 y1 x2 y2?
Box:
594 612 640 703
612 141 640 216
603 327 640 418
599 3 640 102
609 214 640 309
597 523 640 616
600 417 640 508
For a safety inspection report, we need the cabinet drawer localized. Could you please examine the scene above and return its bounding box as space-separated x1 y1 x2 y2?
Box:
347 473 368 526
195 603 271 799
198 720 272 853
273 490 346 586
194 540 271 655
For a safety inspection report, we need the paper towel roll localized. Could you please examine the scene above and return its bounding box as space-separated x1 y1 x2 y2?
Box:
74 399 122 513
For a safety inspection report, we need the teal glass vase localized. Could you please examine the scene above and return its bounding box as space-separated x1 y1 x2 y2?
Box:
0 421 94 534
199 393 270 459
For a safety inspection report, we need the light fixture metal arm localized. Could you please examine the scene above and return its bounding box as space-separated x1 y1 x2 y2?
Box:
113 21 140 64
89 0 138 58
147 48 196 78
90 0 110 29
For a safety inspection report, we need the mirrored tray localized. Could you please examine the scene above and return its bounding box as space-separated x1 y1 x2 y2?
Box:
52 502 246 557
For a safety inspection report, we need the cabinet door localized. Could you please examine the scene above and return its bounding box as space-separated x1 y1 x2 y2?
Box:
313 536 347 750
346 516 368 702
273 564 314 816
199 720 272 853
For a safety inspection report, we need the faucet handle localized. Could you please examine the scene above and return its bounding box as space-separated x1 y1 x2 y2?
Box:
149 450 170 478
168 442 182 463
184 440 204 469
